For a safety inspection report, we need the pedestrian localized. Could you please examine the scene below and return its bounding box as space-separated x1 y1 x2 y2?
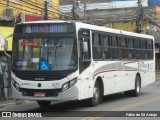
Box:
0 55 9 100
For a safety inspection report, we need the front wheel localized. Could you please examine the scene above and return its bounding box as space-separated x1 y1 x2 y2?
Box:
37 101 51 107
88 81 100 106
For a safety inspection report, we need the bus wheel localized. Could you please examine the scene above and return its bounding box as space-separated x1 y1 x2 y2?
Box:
124 75 141 97
132 75 141 96
88 81 100 106
37 101 51 107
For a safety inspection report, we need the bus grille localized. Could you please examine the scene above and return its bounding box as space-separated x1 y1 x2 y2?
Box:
20 88 61 97
12 69 77 81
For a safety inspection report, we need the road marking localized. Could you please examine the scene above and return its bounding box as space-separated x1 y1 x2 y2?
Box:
82 96 160 120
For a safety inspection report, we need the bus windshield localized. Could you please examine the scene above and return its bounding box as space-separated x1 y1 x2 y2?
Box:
12 37 78 71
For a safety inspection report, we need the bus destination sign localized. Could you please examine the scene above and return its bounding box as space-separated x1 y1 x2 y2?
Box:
23 24 72 33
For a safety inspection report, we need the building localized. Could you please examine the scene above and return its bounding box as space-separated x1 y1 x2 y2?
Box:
60 0 160 70
60 0 154 31
0 0 59 26
148 0 160 70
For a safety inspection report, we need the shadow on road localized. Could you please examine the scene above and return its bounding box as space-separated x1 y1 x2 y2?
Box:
25 92 151 113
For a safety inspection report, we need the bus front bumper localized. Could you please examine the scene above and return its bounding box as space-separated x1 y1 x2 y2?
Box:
11 83 79 102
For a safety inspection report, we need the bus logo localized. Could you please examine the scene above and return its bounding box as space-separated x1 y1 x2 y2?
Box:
26 26 31 33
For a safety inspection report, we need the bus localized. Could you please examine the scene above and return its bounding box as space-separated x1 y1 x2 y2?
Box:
6 20 155 107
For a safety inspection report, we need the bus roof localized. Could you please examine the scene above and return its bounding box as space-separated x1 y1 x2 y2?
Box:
17 20 154 40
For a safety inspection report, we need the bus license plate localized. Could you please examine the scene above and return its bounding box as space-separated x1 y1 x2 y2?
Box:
34 92 45 97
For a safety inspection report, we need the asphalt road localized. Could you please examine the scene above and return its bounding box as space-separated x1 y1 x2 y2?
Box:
0 77 160 120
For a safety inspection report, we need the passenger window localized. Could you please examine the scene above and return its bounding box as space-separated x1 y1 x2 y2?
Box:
93 32 102 60
128 38 134 48
141 40 147 49
111 35 118 47
119 37 127 47
102 34 111 59
93 33 101 46
147 40 153 49
141 40 147 59
147 40 153 59
103 34 110 46
112 48 119 59
135 39 141 48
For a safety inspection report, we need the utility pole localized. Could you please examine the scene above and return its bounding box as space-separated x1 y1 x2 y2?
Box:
84 0 86 21
136 0 143 33
72 0 79 20
44 0 48 20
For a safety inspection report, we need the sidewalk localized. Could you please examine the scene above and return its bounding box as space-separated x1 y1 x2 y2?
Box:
0 99 28 109
156 71 160 80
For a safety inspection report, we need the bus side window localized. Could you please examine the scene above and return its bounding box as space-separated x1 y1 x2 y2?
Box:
92 32 102 60
111 35 119 59
119 36 128 59
102 33 111 59
147 40 153 59
135 39 141 59
128 38 135 59
141 39 147 59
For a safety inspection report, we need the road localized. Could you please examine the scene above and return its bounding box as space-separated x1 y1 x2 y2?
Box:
0 77 160 120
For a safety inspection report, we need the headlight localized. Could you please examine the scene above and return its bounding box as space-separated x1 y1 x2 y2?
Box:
70 79 76 87
62 83 69 91
62 78 77 91
12 78 20 91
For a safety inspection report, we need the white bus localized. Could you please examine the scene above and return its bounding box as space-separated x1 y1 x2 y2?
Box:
7 20 155 107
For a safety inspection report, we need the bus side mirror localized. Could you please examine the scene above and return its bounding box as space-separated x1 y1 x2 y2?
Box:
82 41 88 53
80 37 89 61
81 37 88 53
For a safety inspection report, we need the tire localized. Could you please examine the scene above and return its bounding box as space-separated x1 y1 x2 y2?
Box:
88 81 101 106
132 75 141 96
37 101 51 107
124 75 141 97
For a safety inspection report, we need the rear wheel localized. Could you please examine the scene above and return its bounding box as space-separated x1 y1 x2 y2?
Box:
132 75 141 96
124 75 141 97
37 101 51 107
88 81 100 106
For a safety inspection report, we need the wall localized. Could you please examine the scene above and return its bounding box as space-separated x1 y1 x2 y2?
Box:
0 0 59 21
60 0 148 13
105 20 147 33
0 27 13 51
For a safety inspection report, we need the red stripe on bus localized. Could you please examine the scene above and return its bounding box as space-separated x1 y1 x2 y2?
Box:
123 61 139 65
93 69 145 80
